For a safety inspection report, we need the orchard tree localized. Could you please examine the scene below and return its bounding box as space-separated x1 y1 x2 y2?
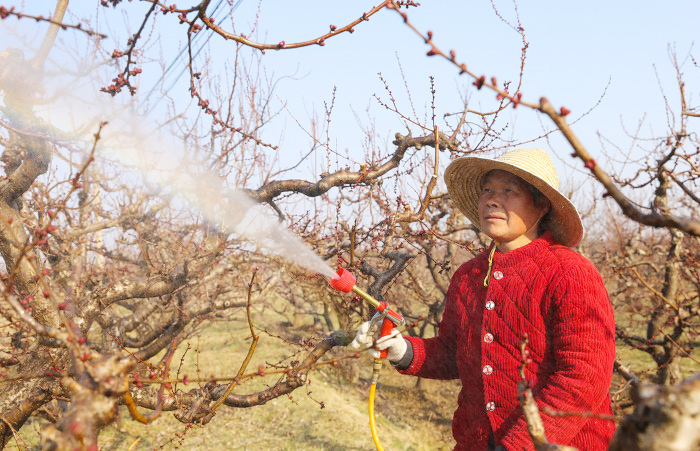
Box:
0 1 699 451
0 2 459 449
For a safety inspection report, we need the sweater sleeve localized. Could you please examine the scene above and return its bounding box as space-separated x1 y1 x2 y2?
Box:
500 260 615 449
398 265 467 380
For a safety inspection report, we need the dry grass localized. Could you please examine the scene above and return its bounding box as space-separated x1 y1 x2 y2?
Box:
9 316 457 450
8 307 700 450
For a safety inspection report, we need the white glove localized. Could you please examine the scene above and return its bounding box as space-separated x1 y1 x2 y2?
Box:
351 316 407 364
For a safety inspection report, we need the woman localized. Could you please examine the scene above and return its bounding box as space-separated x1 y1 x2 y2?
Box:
352 148 616 450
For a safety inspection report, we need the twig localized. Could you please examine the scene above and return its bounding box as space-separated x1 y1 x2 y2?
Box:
199 1 392 51
630 268 678 311
124 338 178 424
541 406 616 422
210 270 260 411
0 6 106 38
517 336 578 451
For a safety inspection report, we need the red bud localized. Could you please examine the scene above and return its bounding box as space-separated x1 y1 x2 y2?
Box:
69 422 85 435
512 92 522 108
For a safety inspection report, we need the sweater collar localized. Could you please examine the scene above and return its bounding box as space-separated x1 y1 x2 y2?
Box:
481 231 556 268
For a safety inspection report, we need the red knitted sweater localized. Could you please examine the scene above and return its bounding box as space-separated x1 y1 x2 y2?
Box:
402 232 616 450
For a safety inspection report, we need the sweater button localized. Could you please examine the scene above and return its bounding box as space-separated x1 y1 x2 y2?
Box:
486 401 495 412
483 333 494 343
482 365 493 375
485 300 495 310
493 270 503 280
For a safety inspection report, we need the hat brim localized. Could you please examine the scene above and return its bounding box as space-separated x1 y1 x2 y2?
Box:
444 156 583 248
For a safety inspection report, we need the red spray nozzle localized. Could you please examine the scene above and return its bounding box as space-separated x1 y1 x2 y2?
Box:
330 268 404 332
330 268 356 293
330 268 381 309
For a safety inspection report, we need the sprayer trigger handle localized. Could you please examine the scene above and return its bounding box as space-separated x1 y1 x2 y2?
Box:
378 317 395 359
375 302 404 327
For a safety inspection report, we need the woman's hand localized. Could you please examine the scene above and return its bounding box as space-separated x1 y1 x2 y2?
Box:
350 315 408 364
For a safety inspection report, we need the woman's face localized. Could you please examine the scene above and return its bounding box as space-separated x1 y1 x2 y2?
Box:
477 170 548 251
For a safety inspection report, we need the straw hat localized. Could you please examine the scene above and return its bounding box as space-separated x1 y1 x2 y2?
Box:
444 148 583 248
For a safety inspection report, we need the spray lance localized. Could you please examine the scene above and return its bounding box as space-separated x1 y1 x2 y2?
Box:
329 268 405 451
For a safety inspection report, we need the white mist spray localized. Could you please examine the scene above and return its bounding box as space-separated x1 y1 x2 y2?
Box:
98 126 337 278
0 20 337 279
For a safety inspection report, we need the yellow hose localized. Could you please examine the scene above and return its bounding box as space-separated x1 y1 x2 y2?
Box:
369 358 384 451
369 383 383 451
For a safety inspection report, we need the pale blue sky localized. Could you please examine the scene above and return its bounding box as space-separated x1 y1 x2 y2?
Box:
175 0 698 190
4 1 700 190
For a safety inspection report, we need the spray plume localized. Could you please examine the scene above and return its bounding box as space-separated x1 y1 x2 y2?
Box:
0 21 336 279
99 128 338 279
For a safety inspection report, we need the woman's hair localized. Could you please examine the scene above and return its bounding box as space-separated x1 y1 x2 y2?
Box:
527 183 547 207
527 183 551 236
